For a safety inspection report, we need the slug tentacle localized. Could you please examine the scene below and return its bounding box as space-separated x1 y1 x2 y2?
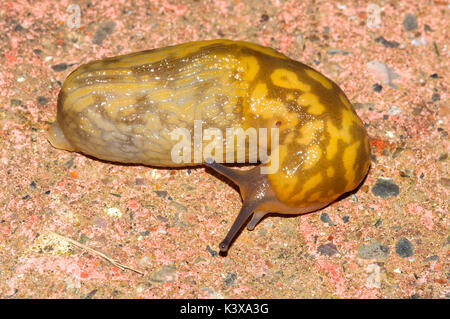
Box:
205 159 278 252
218 201 257 253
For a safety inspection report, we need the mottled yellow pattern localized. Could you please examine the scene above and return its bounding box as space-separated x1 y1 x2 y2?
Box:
49 39 370 216
271 69 311 91
305 69 333 89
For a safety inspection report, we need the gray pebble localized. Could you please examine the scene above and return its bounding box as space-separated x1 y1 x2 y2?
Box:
223 272 237 286
423 255 439 262
154 190 168 198
51 62 68 72
206 245 218 257
357 241 390 259
37 96 49 106
371 177 400 198
320 213 335 226
403 13 417 32
317 243 338 256
93 21 116 45
395 237 414 258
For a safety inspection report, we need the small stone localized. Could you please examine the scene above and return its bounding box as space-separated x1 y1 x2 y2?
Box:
154 190 168 198
357 241 390 259
64 158 74 169
156 215 168 223
374 219 382 227
10 98 22 106
93 21 116 45
375 36 400 48
371 177 400 198
149 265 176 283
317 243 338 256
260 14 269 22
431 93 440 101
223 272 237 286
320 213 335 225
206 245 218 257
366 264 382 289
139 230 150 237
327 48 350 55
429 73 438 79
372 83 383 93
423 255 439 262
135 178 145 185
395 238 413 258
342 215 349 223
84 289 97 299
51 62 68 72
403 13 418 32
37 96 49 106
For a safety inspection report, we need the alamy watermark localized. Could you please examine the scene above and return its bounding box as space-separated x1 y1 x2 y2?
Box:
169 120 280 174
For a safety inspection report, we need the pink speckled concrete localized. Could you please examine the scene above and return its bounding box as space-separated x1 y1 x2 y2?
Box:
0 0 448 298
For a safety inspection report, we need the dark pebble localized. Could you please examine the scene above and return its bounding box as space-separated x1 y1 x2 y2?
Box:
33 49 42 56
431 93 440 101
37 96 49 106
342 215 349 223
206 245 218 257
223 272 237 286
372 83 382 92
374 218 382 227
371 178 400 198
154 190 168 198
403 13 418 32
139 230 150 237
317 243 338 256
423 255 439 262
22 194 30 200
429 73 438 79
64 158 74 169
14 24 24 32
84 289 98 299
395 237 414 258
10 98 22 106
93 21 116 45
156 215 168 223
357 241 390 259
260 14 269 22
51 62 68 72
30 181 37 189
135 178 145 185
438 153 447 161
320 213 335 226
375 36 400 48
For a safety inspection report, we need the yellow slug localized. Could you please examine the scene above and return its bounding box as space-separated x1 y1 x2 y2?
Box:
48 39 370 253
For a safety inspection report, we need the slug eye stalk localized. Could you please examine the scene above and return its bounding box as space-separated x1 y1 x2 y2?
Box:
204 158 273 253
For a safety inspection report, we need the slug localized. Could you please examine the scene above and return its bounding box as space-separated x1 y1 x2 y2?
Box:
48 39 370 253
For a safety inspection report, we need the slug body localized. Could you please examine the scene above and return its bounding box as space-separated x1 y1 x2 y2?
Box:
48 40 370 253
